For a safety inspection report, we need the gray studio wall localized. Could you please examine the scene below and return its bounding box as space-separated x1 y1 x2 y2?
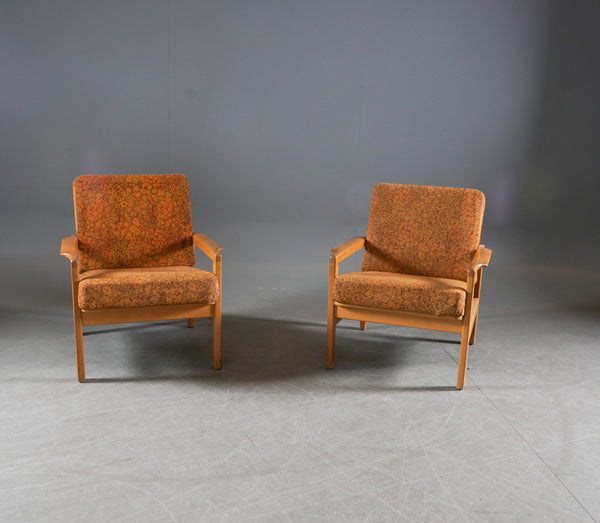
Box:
520 0 600 236
3 0 596 260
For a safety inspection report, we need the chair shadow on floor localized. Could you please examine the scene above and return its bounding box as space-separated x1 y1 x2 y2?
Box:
81 315 462 391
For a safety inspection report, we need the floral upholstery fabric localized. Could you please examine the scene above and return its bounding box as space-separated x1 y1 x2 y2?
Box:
78 266 219 310
334 271 467 317
361 184 485 282
74 175 196 273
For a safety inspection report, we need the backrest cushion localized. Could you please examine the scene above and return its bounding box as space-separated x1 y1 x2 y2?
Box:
361 184 485 281
74 174 195 272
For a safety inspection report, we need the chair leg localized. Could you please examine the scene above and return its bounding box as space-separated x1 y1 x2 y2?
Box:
469 313 478 345
73 310 85 383
188 318 195 328
456 329 469 390
326 299 336 369
457 308 479 389
212 311 222 370
359 321 367 331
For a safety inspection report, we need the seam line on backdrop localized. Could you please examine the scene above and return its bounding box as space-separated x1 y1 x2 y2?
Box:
353 18 366 238
167 0 171 172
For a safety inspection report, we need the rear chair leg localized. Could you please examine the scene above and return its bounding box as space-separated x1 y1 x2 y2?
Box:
188 318 195 328
469 313 478 345
326 300 336 369
212 308 222 370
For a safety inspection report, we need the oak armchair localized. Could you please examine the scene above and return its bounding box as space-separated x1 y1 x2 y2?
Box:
60 174 222 382
326 183 492 389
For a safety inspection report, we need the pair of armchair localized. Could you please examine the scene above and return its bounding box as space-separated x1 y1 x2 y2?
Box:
61 176 491 389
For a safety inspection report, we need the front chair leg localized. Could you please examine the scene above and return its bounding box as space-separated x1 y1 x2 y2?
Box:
359 321 367 331
456 329 469 390
457 306 479 389
457 307 477 389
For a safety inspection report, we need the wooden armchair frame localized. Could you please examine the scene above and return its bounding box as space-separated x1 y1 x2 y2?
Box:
61 232 223 382
326 237 491 389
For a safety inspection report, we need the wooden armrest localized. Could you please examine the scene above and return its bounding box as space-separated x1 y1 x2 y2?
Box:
60 235 79 262
193 233 223 260
470 245 492 270
331 237 365 262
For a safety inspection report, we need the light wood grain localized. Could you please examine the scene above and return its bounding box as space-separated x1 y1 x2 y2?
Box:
335 303 464 333
471 245 492 270
193 233 223 260
81 303 215 325
331 236 365 262
211 252 223 370
60 235 79 262
326 255 338 369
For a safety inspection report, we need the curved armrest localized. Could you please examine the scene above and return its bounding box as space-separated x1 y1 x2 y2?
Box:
60 235 79 263
470 245 492 270
331 237 365 262
193 233 223 260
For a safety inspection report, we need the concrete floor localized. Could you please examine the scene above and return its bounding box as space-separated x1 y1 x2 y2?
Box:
1 226 599 521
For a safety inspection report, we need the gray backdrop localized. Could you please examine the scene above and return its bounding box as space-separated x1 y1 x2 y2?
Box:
1 0 599 262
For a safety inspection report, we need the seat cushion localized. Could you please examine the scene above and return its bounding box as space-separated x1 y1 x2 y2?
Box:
78 266 219 310
334 271 467 317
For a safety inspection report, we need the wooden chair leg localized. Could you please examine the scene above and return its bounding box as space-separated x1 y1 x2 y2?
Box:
456 331 469 390
326 300 336 369
359 321 367 330
73 309 85 383
188 318 195 328
456 313 474 390
469 313 478 345
212 310 222 370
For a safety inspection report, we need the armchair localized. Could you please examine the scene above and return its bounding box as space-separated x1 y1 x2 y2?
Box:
326 183 491 389
60 174 222 382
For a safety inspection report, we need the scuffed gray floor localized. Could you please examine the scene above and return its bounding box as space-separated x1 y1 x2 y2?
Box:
1 226 599 521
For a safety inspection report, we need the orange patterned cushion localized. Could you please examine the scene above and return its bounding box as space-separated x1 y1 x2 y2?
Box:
361 184 485 282
334 271 467 317
74 175 196 272
78 267 219 310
